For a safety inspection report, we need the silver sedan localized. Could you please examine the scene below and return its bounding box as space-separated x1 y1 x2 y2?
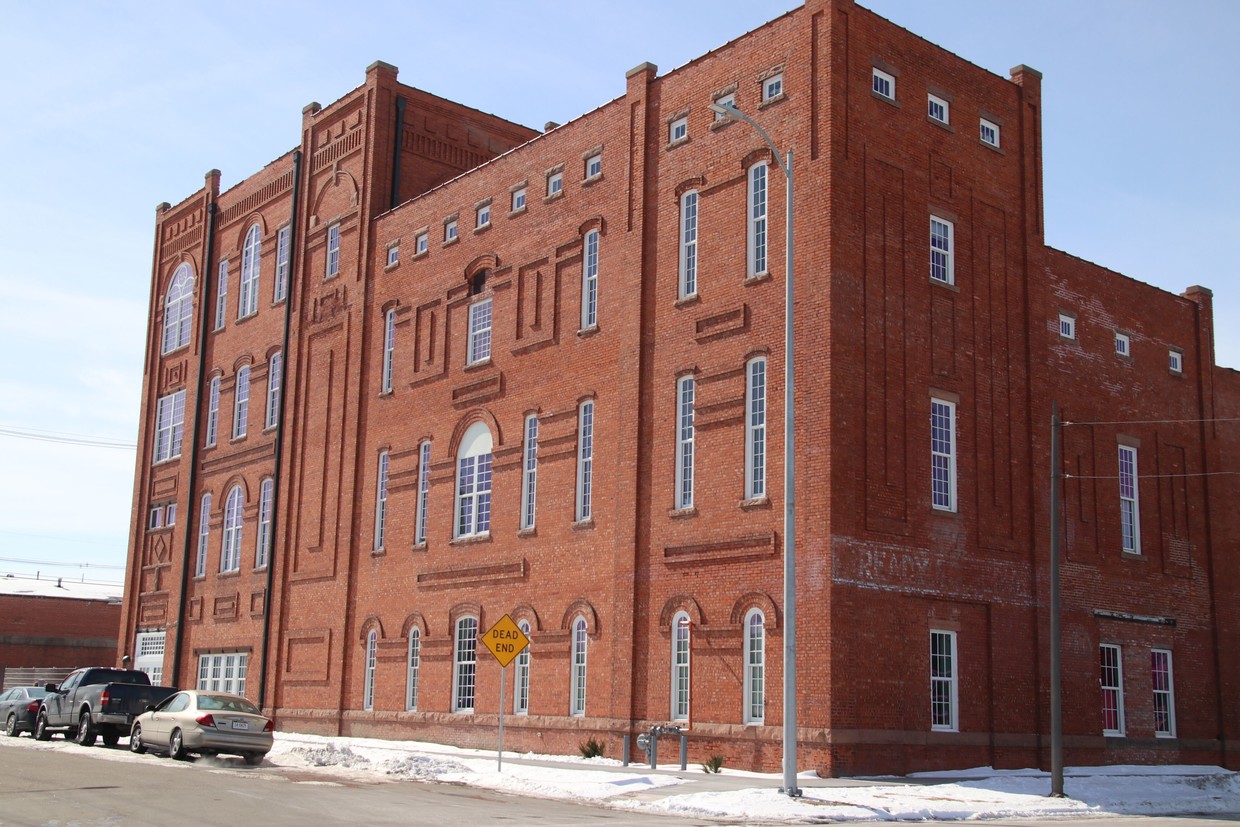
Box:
129 690 273 765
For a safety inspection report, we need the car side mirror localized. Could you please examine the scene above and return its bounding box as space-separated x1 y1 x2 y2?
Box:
145 704 157 713
44 683 58 693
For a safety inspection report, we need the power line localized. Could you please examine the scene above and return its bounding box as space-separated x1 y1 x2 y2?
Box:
0 555 125 571
1064 471 1240 480
0 424 136 449
1064 417 1240 427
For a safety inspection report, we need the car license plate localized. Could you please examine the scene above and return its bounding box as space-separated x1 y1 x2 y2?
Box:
231 721 249 730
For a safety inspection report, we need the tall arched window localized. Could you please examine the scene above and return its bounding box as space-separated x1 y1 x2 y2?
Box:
454 422 493 538
671 612 691 721
675 376 695 510
744 609 765 724
679 191 698 299
570 616 588 717
362 629 377 711
514 619 531 715
239 224 261 318
265 352 282 429
256 478 273 569
221 485 243 572
453 615 478 712
162 263 194 353
406 628 421 711
195 493 211 577
233 365 250 439
415 441 431 545
747 162 768 277
581 230 599 330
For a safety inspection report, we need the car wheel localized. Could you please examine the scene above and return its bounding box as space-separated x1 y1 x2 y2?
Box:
5 714 17 737
34 711 51 741
75 712 97 746
130 724 146 754
243 752 264 766
169 728 187 760
102 731 120 748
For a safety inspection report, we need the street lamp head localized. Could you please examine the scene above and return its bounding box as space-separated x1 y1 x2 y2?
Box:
708 101 742 121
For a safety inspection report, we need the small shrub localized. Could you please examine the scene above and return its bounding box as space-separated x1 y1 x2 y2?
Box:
702 754 725 773
578 737 605 759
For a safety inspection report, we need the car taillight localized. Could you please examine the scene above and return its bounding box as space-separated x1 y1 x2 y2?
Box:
195 713 215 727
263 719 274 732
100 689 110 706
26 701 39 713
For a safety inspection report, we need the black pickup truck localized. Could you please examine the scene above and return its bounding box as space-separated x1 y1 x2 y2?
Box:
35 667 176 747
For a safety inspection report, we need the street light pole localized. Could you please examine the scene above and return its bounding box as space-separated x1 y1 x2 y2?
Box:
709 101 799 797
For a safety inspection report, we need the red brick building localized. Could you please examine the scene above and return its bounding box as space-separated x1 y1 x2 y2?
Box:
120 0 1239 775
1 576 122 686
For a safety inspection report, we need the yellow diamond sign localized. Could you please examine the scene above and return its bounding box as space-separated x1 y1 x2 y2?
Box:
481 614 530 668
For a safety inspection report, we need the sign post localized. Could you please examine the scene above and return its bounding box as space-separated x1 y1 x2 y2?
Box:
480 614 531 772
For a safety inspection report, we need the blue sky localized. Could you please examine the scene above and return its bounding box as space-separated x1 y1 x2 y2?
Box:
1 1 1236 582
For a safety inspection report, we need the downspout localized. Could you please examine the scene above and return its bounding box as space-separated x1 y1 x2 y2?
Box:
258 149 302 711
390 97 406 210
170 198 218 686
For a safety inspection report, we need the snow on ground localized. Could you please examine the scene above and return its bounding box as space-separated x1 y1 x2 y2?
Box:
4 729 1239 823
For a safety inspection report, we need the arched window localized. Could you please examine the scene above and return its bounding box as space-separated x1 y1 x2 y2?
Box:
233 365 250 439
362 629 377 711
679 191 698 299
570 616 588 717
454 422 493 538
671 612 691 721
265 352 282 429
205 376 221 448
744 609 765 724
514 620 531 715
256 478 273 569
581 230 599 330
195 493 211 578
747 162 768 277
406 627 420 711
239 224 261 318
221 485 243 572
161 263 194 353
675 376 695 510
521 415 539 530
576 401 594 522
453 615 478 712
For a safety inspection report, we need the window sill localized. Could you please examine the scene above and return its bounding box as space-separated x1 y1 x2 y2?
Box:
871 90 900 108
710 118 735 132
449 532 491 547
517 527 537 538
152 455 182 467
1121 550 1144 560
744 272 771 286
412 542 428 553
927 117 954 133
271 297 287 307
931 505 959 516
442 236 459 248
371 548 385 557
668 506 697 519
508 206 527 219
412 250 428 261
675 293 700 308
571 519 595 531
253 566 268 573
160 344 191 357
543 191 564 204
473 223 491 235
218 570 241 579
582 172 604 187
979 140 1004 155
263 425 277 434
577 325 600 339
758 92 786 110
740 496 770 511
230 435 248 444
666 136 690 151
379 389 393 399
464 357 493 372
930 277 960 292
384 261 400 272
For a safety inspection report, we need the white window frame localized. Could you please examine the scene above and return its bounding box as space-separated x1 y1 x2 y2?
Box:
166 503 176 526
1119 444 1140 554
444 219 457 242
214 260 228 331
415 440 430 545
382 309 396 393
872 67 895 100
1100 643 1125 736
274 225 290 303
679 190 698 299
233 365 250 439
265 352 281 430
153 390 186 463
670 612 690 722
746 357 767 500
239 224 261 319
930 630 959 731
927 93 950 124
476 203 491 228
980 118 1000 148
195 493 210 577
1059 314 1076 340
762 73 783 102
1115 332 1131 357
581 229 599 330
197 652 248 696
467 298 493 365
205 376 220 447
406 628 420 711
1169 349 1183 373
148 505 163 530
514 620 531 715
256 478 272 569
454 423 493 539
570 616 588 717
713 93 735 121
375 451 389 551
452 616 478 713
511 187 526 212
363 629 377 710
221 485 243 573
134 631 166 686
930 217 954 285
387 245 399 267
547 170 563 197
744 609 765 724
931 398 957 512
576 401 595 522
521 415 539 531
747 162 768 277
1151 648 1176 737
585 153 602 180
162 263 194 353
669 117 687 144
415 233 428 255
326 224 341 278
675 376 695 509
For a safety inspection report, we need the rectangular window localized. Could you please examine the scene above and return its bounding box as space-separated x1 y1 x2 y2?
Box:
196 652 248 696
570 619 588 717
676 376 695 509
206 377 220 447
453 617 478 713
928 93 950 124
547 171 563 197
386 245 399 267
514 623 530 715
713 93 735 120
256 479 272 570
1169 349 1183 373
444 219 457 242
375 452 389 551
670 617 690 721
980 118 1000 148
455 451 492 537
134 631 165 686
363 631 377 710
415 232 428 255
746 358 767 499
930 630 958 731
153 390 186 463
382 309 396 393
476 203 490 228
148 506 163 530
214 260 228 331
274 226 290 302
581 229 599 330
669 116 687 143
931 398 956 511
1115 332 1131 357
521 415 539 530
679 190 698 298
748 163 768 277
762 73 783 102
576 401 595 522
196 493 210 577
1151 649 1176 737
233 366 249 439
744 611 765 724
1119 444 1140 553
165 503 176 526
265 352 281 430
1100 643 1125 735
326 224 340 278
239 230 260 319
1059 314 1076 340
415 441 430 545
511 187 526 212
585 153 602 179
872 67 895 100
406 631 420 712
930 217 954 285
467 299 492 365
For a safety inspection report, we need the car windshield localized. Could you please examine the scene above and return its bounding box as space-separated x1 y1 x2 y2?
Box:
196 694 260 714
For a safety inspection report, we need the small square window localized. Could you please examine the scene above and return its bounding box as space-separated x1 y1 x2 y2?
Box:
547 171 563 197
444 219 457 242
1169 349 1183 373
415 233 428 255
713 93 735 120
872 68 895 100
585 154 602 180
928 94 950 124
387 246 399 266
980 118 1001 148
762 74 783 102
476 203 491 228
669 117 687 144
511 188 526 212
1115 332 1131 357
1059 314 1076 340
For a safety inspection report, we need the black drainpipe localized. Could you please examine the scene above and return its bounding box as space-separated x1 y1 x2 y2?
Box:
258 149 302 711
170 198 218 686
390 97 406 210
